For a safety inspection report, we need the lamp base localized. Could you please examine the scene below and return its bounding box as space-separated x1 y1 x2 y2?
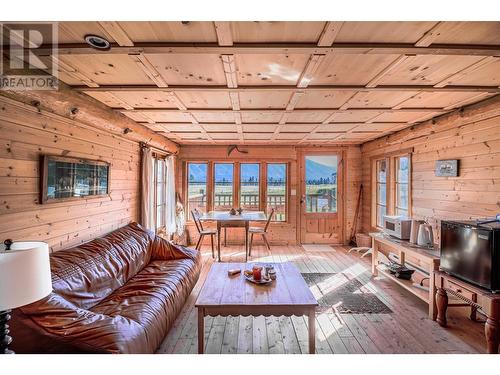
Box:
0 310 14 354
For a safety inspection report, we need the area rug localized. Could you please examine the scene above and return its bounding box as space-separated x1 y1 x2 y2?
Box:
301 273 392 314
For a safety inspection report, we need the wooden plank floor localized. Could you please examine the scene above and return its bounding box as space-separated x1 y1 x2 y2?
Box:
158 244 491 354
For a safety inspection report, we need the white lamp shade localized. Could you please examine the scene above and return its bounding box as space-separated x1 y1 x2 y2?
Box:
0 241 52 310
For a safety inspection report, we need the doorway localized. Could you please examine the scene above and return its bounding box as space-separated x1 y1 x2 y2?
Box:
299 151 344 244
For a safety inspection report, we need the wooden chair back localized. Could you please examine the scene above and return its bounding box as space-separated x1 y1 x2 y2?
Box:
191 209 204 233
264 209 275 232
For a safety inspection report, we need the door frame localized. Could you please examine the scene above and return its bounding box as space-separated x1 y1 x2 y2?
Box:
297 147 345 245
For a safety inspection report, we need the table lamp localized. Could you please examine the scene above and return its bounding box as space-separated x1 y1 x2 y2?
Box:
0 239 52 354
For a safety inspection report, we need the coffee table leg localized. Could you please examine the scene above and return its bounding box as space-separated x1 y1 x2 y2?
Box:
198 308 204 354
308 310 316 354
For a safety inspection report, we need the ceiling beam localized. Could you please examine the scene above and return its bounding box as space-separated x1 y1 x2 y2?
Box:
97 22 134 47
221 54 238 88
129 54 168 87
317 22 345 47
77 84 500 93
415 22 447 47
0 79 178 153
148 121 409 127
36 42 500 57
122 108 447 114
297 54 325 88
214 22 233 46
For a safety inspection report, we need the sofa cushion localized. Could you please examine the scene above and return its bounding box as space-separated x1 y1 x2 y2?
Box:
50 222 155 309
91 258 200 352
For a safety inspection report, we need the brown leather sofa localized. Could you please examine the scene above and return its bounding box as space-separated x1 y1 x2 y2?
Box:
10 222 201 354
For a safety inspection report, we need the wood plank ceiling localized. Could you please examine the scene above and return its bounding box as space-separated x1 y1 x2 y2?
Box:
49 21 500 145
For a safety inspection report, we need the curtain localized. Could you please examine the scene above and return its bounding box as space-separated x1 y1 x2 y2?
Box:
165 155 177 237
140 147 155 231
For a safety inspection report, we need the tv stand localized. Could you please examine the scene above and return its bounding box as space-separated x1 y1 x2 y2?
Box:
434 270 500 353
370 232 440 319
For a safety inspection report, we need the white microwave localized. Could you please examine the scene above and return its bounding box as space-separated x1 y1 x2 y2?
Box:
383 215 412 239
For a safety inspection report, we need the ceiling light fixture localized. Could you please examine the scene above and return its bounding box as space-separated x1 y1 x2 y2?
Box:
84 34 111 50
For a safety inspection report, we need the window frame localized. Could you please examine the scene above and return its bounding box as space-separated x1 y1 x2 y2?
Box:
374 158 389 229
153 153 167 235
371 151 413 230
185 160 290 223
394 154 412 217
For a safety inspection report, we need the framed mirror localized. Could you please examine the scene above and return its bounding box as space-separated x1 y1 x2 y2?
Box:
41 155 110 203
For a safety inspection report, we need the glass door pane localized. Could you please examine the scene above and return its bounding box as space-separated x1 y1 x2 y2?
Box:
305 155 338 213
267 163 286 221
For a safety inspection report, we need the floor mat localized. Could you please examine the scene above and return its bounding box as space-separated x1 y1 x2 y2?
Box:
301 272 392 314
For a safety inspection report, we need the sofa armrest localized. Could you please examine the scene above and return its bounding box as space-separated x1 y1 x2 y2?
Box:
13 293 148 354
151 235 199 261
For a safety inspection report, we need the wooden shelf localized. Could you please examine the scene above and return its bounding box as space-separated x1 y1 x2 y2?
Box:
377 264 430 303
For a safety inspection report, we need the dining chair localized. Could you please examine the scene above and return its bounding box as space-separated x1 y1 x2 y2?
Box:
248 209 275 256
191 209 216 258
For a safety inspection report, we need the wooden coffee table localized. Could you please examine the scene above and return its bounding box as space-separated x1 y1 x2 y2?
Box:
195 262 318 354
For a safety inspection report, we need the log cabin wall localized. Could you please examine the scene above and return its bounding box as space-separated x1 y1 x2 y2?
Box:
177 145 362 246
360 95 500 246
0 95 141 252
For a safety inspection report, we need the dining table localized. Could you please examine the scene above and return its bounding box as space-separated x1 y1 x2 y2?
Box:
198 210 268 262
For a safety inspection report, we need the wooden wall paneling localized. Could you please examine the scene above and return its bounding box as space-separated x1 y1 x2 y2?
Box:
360 94 500 245
0 96 141 252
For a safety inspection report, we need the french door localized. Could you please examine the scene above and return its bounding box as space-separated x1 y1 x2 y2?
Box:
299 151 343 244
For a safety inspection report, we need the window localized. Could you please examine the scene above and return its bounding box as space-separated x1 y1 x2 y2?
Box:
395 156 410 217
240 163 260 211
187 162 207 214
186 160 289 223
267 163 287 221
214 163 234 211
305 155 338 213
376 159 387 228
154 157 166 233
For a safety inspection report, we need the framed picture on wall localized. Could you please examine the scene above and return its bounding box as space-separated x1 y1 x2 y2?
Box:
435 159 459 177
40 155 110 203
